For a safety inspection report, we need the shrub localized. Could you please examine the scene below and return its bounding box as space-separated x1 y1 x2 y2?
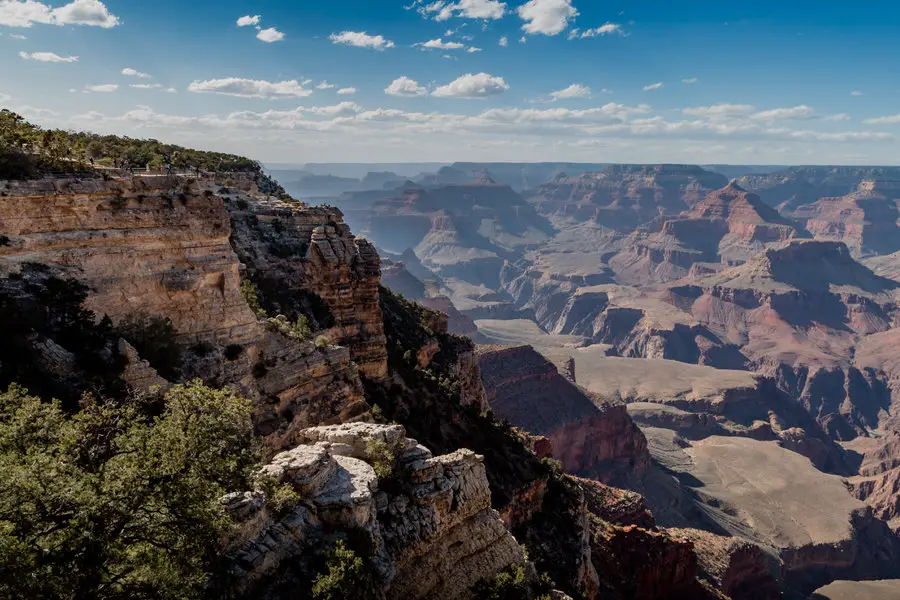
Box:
117 312 182 380
365 438 396 479
315 335 330 350
254 474 300 517
311 541 373 600
0 381 258 600
240 280 267 320
473 564 530 600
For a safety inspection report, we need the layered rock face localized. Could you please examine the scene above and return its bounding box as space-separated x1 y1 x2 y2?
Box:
737 165 900 213
527 164 728 229
224 423 527 599
608 183 806 285
477 344 650 484
792 179 900 257
229 197 387 379
0 176 261 346
0 176 373 449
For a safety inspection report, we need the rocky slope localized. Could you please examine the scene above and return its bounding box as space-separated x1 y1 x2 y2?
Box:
608 182 807 285
526 164 728 229
477 344 650 484
737 166 900 213
224 422 528 600
792 179 900 257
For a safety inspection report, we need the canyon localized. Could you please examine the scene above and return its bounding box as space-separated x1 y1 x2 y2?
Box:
4 158 900 599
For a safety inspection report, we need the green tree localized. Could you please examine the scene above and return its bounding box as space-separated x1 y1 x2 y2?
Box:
0 380 258 600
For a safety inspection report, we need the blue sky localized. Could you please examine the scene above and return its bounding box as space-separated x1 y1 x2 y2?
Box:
2 0 900 164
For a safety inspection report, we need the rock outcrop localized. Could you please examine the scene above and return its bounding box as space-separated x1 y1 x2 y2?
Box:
477 344 650 484
224 423 528 599
0 176 372 450
229 197 388 379
608 182 807 284
527 164 728 230
792 179 900 257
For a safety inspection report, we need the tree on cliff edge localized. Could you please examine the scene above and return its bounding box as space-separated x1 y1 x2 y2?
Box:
0 381 258 600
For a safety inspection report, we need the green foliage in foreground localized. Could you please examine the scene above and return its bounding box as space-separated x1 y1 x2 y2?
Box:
0 380 258 600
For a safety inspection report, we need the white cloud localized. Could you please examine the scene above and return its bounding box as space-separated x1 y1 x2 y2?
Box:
165 87 177 94
683 104 754 117
518 0 577 36
419 37 465 49
385 76 428 97
257 27 285 42
129 83 163 90
122 67 151 79
466 46 481 52
53 0 118 27
337 87 357 95
188 78 313 99
432 72 508 98
448 0 506 19
0 92 10 102
316 81 336 89
0 0 52 27
329 31 394 50
19 50 77 62
643 82 663 91
851 90 863 97
519 36 526 43
550 83 591 100
9 33 27 39
236 14 260 27
578 23 623 37
499 35 508 46
863 114 900 125
681 77 698 84
85 83 117 92
750 105 818 121
824 113 850 122
418 0 506 21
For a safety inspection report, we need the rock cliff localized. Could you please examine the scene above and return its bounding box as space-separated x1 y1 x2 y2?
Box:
224 423 528 599
477 344 650 484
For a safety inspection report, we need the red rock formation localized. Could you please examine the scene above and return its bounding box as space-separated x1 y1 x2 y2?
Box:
792 179 900 257
477 344 650 484
528 164 728 230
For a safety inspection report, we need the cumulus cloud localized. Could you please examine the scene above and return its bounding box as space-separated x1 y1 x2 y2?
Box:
682 104 754 117
188 78 313 99
643 82 663 91
418 0 506 21
329 31 394 50
499 36 508 46
572 23 624 38
750 105 818 121
466 46 481 52
316 81 336 90
19 50 77 62
681 77 698 84
385 76 428 97
518 0 577 36
432 72 508 98
851 90 864 97
418 37 465 49
129 83 163 89
863 114 900 125
2 0 119 28
9 33 27 39
236 14 260 27
337 87 357 95
122 67 151 79
85 83 117 92
257 27 285 42
550 84 591 100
